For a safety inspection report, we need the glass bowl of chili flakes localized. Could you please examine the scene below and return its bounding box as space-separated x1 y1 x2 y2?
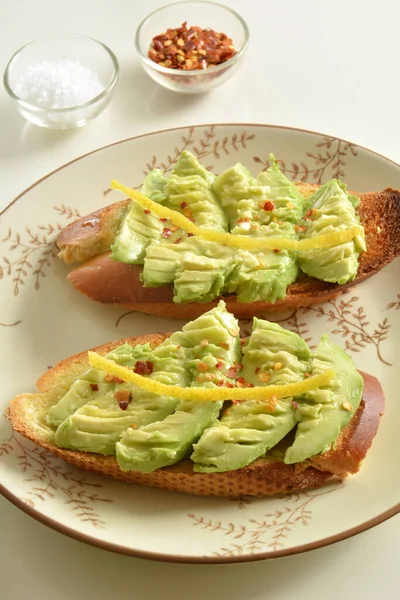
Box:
135 1 249 94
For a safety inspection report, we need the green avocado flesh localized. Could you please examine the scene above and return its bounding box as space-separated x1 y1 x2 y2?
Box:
298 179 366 284
109 152 365 304
49 302 364 473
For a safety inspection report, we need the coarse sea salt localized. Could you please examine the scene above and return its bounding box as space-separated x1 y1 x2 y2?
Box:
14 59 104 109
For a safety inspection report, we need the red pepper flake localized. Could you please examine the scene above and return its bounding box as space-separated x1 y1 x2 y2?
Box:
144 209 151 215
215 361 224 370
197 361 208 372
306 208 318 219
220 342 229 350
273 249 280 254
180 202 188 209
160 217 168 222
248 383 254 388
226 366 239 379
162 228 173 238
134 361 153 375
114 390 132 410
174 237 182 244
148 21 237 71
255 367 260 374
216 380 224 386
235 376 247 388
90 383 99 391
295 225 307 233
225 382 235 388
114 376 124 384
262 201 275 211
292 401 299 410
146 360 154 374
187 232 194 237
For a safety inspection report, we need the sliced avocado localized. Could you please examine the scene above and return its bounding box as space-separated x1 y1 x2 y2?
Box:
191 318 312 472
46 343 154 427
116 302 241 472
110 169 167 264
212 157 302 304
284 334 364 464
171 150 216 185
53 335 189 454
298 179 366 284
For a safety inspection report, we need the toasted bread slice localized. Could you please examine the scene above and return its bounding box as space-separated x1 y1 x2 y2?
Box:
7 335 384 498
56 184 400 318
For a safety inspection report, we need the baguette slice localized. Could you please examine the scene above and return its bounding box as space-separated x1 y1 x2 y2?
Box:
7 334 384 498
56 183 400 319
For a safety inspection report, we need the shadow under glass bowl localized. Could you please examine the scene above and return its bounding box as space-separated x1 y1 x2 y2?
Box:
3 34 119 129
135 1 249 94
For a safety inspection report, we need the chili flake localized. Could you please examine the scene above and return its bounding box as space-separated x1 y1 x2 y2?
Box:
133 360 153 375
148 22 237 71
261 201 275 211
197 361 208 372
115 390 132 410
226 366 239 379
90 383 99 391
215 361 224 370
295 225 307 233
162 227 173 238
273 249 280 254
144 209 151 214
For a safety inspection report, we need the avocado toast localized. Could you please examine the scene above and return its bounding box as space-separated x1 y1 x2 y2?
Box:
8 302 384 498
56 151 400 318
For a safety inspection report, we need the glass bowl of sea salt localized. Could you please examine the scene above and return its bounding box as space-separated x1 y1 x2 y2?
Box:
3 35 119 129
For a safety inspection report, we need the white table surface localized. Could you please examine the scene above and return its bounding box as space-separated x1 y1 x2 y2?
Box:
0 0 399 597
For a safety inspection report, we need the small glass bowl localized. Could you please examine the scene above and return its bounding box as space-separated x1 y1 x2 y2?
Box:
135 1 249 94
3 35 119 129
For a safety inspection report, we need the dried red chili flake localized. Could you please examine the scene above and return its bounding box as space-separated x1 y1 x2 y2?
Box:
146 360 154 374
162 228 173 238
295 225 307 233
216 380 224 386
273 249 280 254
255 367 260 374
262 201 275 211
114 376 124 384
115 390 132 410
235 376 247 388
148 21 237 71
292 401 299 410
187 232 194 237
90 383 99 391
144 209 151 215
180 202 188 209
226 366 239 379
225 381 235 389
174 237 182 244
160 217 168 222
134 360 153 375
215 361 224 370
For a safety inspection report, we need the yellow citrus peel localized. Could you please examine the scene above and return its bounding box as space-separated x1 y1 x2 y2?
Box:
88 351 336 402
111 180 364 252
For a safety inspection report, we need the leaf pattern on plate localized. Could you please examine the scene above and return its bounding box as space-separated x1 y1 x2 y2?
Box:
189 483 341 556
254 136 358 182
0 429 112 529
0 205 81 295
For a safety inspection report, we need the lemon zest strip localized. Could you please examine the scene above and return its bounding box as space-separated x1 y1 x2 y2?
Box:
88 351 335 402
111 180 364 251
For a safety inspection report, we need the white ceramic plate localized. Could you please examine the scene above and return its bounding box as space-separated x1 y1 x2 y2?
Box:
0 124 399 563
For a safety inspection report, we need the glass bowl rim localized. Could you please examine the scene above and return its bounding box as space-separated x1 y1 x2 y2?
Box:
134 0 250 76
3 34 119 114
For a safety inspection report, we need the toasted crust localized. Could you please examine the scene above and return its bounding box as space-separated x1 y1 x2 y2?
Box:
57 185 400 318
7 335 384 497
